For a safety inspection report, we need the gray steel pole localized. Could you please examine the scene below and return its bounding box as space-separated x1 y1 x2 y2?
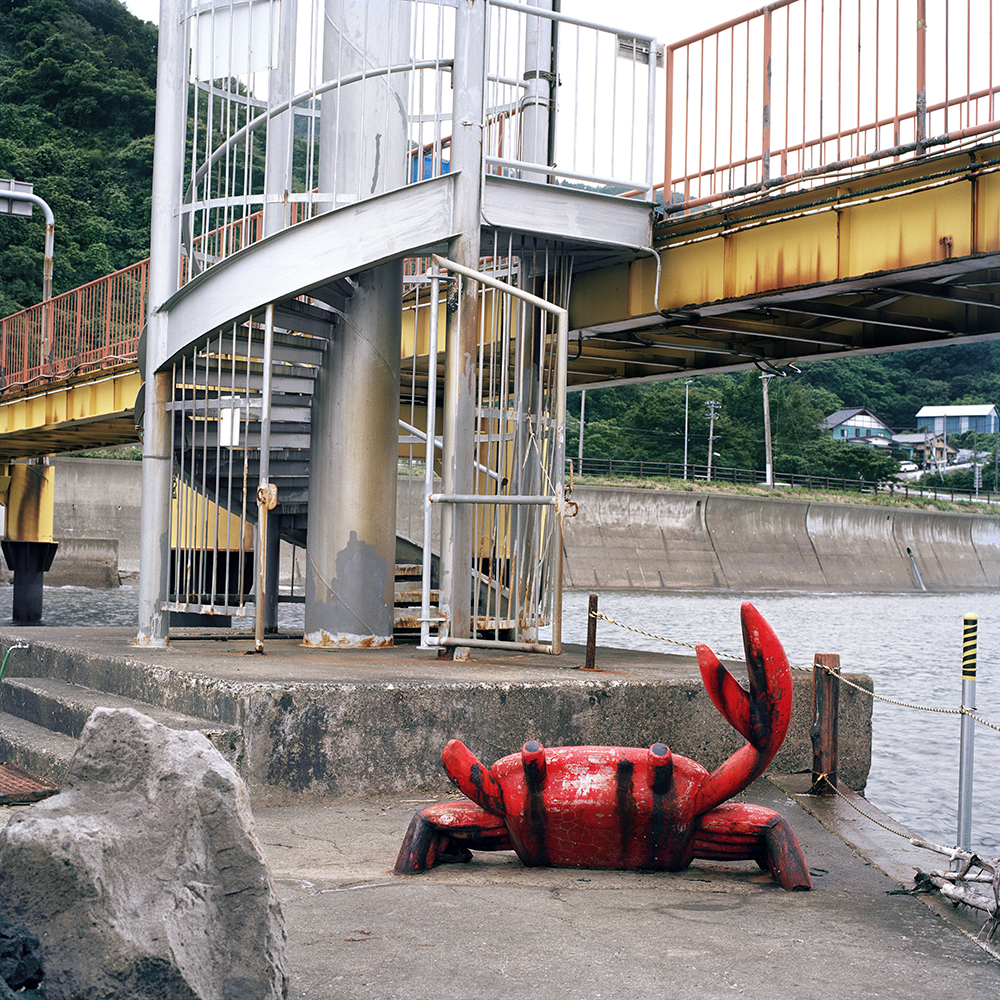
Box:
303 0 408 646
577 389 585 475
303 260 402 646
683 379 692 479
137 0 188 646
957 613 977 855
520 0 554 184
438 0 486 657
761 373 774 486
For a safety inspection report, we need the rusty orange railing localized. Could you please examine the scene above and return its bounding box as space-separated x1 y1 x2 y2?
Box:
663 0 1000 212
0 258 147 393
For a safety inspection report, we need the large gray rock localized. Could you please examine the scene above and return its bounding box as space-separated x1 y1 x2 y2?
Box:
0 708 288 1000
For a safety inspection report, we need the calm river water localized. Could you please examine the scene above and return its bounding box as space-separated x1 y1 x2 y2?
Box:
2 585 997 854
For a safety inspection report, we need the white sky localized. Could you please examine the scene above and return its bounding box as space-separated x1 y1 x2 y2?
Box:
121 0 756 47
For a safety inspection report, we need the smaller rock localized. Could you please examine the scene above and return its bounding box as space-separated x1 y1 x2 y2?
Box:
0 919 43 991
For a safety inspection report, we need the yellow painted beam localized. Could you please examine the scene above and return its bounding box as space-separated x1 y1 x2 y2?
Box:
0 368 141 460
570 143 1000 324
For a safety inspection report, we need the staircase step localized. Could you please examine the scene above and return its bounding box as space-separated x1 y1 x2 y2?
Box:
392 606 441 630
0 711 77 787
394 585 438 604
0 677 242 769
395 564 422 578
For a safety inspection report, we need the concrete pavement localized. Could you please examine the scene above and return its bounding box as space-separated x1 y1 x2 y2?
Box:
252 776 999 999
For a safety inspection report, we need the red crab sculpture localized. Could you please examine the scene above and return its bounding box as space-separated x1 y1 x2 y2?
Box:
396 601 812 890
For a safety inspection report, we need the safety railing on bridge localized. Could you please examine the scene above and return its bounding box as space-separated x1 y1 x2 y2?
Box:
0 259 147 392
664 0 1000 213
179 0 659 281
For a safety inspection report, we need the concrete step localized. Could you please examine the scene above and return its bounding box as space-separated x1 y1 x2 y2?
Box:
0 677 243 773
0 710 77 786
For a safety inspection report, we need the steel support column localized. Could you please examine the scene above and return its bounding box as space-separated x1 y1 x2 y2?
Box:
303 260 403 646
137 0 187 646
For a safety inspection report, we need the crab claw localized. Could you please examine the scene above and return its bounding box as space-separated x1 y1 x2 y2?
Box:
695 602 793 812
441 739 506 818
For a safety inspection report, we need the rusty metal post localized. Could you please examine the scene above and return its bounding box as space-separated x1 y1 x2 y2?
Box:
663 43 674 203
761 7 772 187
582 593 599 670
916 0 927 155
810 653 840 794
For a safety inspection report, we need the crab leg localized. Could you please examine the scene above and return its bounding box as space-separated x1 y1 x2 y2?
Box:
395 801 511 873
693 802 812 891
695 601 793 813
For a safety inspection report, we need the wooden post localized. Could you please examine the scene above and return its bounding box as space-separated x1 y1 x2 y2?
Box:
810 653 840 794
582 593 599 671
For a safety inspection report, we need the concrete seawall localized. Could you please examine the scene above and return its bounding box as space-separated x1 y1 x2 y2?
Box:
4 462 994 593
564 486 1000 592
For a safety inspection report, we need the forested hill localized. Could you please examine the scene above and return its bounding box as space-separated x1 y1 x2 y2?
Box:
0 0 157 315
571 340 1000 483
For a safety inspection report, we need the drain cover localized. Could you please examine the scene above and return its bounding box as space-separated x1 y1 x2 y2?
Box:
0 763 59 804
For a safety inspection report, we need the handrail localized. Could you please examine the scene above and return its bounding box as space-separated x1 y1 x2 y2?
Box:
0 258 147 393
664 0 1000 213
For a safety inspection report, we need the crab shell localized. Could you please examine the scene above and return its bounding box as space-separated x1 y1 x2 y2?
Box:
469 741 710 870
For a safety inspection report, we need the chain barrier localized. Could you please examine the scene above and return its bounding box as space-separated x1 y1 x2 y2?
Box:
590 609 1000 732
811 773 916 841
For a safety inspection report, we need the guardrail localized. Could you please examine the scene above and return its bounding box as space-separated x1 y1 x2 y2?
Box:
569 456 998 505
663 0 1000 213
0 259 147 392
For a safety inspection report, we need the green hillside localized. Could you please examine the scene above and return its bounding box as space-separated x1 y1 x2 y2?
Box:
0 0 157 315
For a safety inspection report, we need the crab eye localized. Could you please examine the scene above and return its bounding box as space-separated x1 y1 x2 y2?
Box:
521 740 546 788
647 743 673 794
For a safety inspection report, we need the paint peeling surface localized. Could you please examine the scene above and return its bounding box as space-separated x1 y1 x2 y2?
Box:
301 630 393 648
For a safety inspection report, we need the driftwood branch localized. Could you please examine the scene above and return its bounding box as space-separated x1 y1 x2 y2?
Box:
911 839 1000 941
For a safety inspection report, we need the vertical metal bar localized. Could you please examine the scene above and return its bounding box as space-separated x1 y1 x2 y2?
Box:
253 303 275 653
762 7 772 186
420 267 441 650
664 43 674 202
549 274 567 655
916 0 927 154
957 613 978 853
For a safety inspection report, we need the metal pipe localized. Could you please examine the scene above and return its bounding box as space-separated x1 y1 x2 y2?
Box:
137 0 188 646
253 303 275 653
957 613 978 855
761 373 773 487
439 0 487 656
419 267 442 650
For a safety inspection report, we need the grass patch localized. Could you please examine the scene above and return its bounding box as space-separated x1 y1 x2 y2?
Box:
568 473 999 515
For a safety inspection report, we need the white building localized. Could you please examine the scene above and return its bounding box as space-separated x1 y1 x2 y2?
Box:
915 405 999 436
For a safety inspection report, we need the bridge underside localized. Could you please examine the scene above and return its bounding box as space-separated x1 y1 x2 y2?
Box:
0 370 140 462
567 142 1000 386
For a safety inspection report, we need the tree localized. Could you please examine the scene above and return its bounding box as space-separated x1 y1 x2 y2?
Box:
0 0 158 315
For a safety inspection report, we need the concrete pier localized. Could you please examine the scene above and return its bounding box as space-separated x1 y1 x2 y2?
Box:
0 629 871 804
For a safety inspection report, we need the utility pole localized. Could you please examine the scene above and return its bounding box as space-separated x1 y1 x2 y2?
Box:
683 379 693 480
705 400 721 481
760 373 774 486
